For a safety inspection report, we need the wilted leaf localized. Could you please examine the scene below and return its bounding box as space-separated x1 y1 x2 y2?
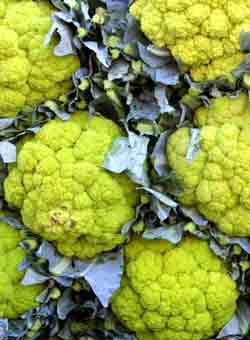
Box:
138 43 169 68
39 101 71 121
186 128 200 162
180 206 208 227
57 289 76 320
144 64 179 85
217 300 250 338
108 61 130 80
143 223 184 244
36 241 72 275
0 142 16 163
154 85 174 113
21 268 48 285
240 32 250 53
103 132 150 186
230 238 250 254
151 199 171 221
82 250 124 307
0 119 15 131
127 97 160 121
151 130 171 177
0 320 8 339
84 41 112 68
45 14 76 56
103 137 130 173
142 187 178 208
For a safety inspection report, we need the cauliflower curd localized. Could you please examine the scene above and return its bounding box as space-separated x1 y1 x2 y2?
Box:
167 93 250 236
0 0 79 117
130 0 250 81
112 237 238 340
4 113 138 259
0 215 43 318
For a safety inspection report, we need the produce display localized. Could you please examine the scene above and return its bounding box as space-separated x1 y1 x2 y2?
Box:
0 0 250 339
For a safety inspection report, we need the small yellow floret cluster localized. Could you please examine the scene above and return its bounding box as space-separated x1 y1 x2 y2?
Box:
0 0 79 117
130 0 250 81
112 237 238 340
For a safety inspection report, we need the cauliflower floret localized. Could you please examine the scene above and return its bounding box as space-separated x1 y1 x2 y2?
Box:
111 237 238 340
4 112 138 259
0 0 79 117
130 0 250 81
167 93 250 236
0 214 43 318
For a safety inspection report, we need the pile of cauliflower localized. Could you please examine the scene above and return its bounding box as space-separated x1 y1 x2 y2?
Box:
1 0 249 339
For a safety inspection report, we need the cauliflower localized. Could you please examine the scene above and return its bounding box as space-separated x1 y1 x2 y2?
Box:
111 237 238 340
194 92 250 127
0 0 79 117
4 112 138 259
167 93 250 236
130 0 249 81
0 214 43 318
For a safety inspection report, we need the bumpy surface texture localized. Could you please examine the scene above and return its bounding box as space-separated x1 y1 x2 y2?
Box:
167 93 250 236
130 0 249 81
112 237 238 340
4 113 138 259
0 0 79 117
0 215 42 318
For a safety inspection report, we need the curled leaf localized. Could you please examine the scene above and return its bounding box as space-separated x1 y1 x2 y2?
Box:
45 14 77 56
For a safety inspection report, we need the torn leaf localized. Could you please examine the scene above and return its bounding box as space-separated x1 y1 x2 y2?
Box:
82 250 124 308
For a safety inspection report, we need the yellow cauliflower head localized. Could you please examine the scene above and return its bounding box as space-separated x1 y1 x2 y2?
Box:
167 93 250 236
4 113 138 259
0 0 80 117
0 214 43 318
130 0 250 81
111 237 238 340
